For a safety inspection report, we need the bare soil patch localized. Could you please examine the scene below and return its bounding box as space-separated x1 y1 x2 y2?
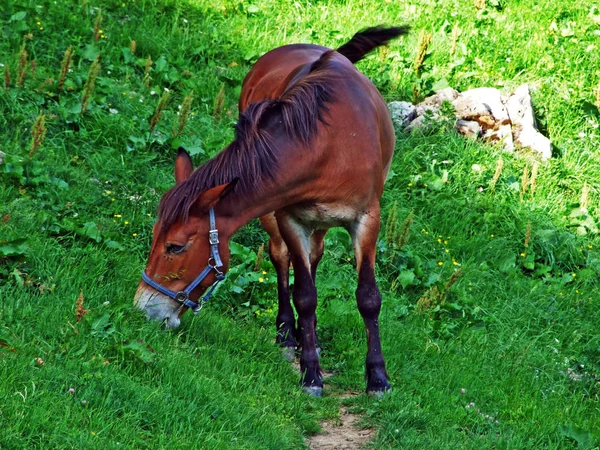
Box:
307 400 374 450
287 354 374 449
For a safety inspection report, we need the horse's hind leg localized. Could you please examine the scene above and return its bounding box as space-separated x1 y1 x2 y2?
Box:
275 212 322 396
260 214 295 355
310 229 327 281
309 229 327 353
349 204 391 395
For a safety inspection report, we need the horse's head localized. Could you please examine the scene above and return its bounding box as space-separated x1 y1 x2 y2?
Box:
134 149 237 328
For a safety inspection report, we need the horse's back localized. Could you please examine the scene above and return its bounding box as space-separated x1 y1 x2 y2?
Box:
239 44 329 110
240 42 395 203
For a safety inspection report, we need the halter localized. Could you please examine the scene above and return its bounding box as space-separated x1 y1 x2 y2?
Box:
141 208 226 315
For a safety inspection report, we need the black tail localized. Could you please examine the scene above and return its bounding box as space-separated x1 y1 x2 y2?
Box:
336 25 410 64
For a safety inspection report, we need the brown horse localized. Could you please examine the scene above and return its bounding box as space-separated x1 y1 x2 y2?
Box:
134 26 408 396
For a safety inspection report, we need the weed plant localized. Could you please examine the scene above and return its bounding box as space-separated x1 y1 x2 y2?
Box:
1 0 600 448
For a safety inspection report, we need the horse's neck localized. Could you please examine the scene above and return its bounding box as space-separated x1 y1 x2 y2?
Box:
216 160 307 236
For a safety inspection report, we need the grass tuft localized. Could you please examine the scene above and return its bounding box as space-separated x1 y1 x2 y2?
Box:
58 46 73 93
29 111 47 157
16 41 28 87
149 90 171 132
172 91 194 138
81 55 101 114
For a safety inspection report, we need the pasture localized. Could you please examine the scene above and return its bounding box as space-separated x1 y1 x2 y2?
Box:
1 0 599 448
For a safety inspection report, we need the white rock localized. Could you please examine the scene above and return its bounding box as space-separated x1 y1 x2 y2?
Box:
452 87 510 125
389 83 552 159
388 101 416 128
484 124 514 152
421 87 460 106
516 127 552 160
506 84 552 159
506 84 535 128
405 111 440 130
456 119 481 138
0 151 5 165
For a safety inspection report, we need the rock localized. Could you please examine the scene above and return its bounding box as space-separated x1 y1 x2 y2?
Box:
388 83 551 159
420 87 460 106
0 151 5 165
456 119 481 138
451 87 515 151
484 124 514 152
452 87 510 125
506 84 535 127
506 84 552 159
388 101 416 128
415 87 459 117
515 126 552 159
405 111 438 130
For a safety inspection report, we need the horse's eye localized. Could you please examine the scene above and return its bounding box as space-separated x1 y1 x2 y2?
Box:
166 243 186 255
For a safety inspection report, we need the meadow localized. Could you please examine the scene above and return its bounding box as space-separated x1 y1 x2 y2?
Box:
1 0 599 448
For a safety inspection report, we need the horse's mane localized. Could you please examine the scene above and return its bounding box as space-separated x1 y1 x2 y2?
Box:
158 51 337 230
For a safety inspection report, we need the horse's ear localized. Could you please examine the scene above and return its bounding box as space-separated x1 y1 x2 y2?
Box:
175 147 193 184
195 178 239 210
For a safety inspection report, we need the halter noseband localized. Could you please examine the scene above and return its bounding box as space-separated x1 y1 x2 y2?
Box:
141 208 226 315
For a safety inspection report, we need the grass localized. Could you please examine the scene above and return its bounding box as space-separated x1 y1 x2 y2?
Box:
1 0 600 448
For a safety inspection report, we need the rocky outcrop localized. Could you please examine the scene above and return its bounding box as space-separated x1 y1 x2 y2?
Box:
389 84 551 160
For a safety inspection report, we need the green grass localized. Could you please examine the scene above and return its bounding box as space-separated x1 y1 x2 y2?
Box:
1 0 600 448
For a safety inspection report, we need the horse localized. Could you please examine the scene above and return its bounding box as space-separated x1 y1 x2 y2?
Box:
134 26 408 396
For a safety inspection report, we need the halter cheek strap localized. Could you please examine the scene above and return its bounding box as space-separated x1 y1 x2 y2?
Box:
141 208 226 315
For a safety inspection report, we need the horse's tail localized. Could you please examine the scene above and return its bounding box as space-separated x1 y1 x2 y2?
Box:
336 25 409 65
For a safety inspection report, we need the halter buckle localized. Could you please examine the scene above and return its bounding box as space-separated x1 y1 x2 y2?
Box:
175 291 188 302
191 301 204 315
209 230 219 245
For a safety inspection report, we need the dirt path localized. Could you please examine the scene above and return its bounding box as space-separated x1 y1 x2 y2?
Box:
307 400 374 450
288 353 375 449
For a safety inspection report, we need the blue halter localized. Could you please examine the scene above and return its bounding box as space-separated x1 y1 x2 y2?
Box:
141 208 226 315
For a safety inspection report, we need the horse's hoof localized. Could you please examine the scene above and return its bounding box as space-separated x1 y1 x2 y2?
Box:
280 346 296 362
303 386 323 397
367 386 391 398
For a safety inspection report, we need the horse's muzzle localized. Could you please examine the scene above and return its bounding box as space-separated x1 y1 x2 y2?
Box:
134 283 182 328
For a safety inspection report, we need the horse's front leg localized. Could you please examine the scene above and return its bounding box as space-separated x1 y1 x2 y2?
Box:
260 214 295 357
275 212 322 396
350 205 391 395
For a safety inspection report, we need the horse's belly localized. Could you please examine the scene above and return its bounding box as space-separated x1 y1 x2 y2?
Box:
287 203 357 228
